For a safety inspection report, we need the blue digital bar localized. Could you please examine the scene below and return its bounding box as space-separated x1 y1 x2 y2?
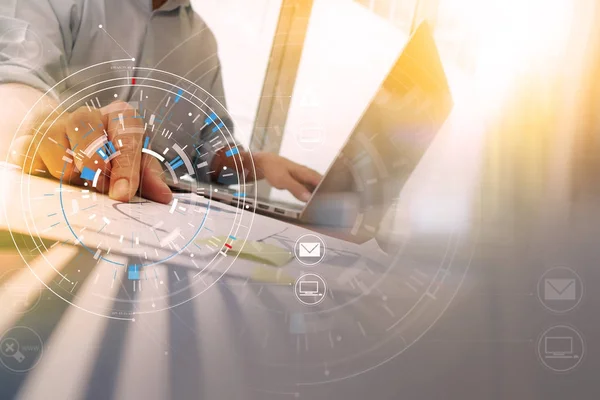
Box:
225 147 239 157
107 141 116 154
80 166 96 181
170 160 184 170
211 121 225 133
204 112 218 125
96 148 108 160
290 313 307 334
128 265 140 280
174 89 183 103
232 192 246 197
169 156 182 167
143 136 150 149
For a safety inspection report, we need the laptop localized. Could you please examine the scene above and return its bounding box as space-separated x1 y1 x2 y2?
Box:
170 21 453 231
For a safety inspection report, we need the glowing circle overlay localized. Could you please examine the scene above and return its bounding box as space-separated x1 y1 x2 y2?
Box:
3 60 257 319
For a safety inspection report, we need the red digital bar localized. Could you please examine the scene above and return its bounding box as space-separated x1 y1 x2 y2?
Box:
225 243 232 249
131 77 136 85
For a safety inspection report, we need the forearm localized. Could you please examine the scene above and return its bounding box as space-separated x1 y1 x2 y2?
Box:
0 83 58 160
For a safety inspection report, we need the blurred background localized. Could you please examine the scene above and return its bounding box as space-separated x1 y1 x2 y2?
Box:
2 2 600 398
193 0 598 236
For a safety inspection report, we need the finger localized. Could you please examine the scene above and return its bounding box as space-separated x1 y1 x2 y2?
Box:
32 118 83 185
104 101 143 202
65 107 111 192
9 106 66 173
139 154 173 204
9 135 45 173
289 163 322 188
277 173 312 202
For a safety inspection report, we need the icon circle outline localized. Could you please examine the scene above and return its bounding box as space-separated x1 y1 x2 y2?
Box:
294 234 326 266
294 273 327 306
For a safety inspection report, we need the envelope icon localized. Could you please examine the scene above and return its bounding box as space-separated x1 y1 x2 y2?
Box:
544 278 576 301
299 242 320 258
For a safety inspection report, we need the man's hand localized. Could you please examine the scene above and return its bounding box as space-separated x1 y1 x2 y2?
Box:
10 101 173 204
252 152 322 202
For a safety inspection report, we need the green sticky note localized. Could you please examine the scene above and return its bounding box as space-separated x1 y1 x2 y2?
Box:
195 236 293 267
251 266 295 285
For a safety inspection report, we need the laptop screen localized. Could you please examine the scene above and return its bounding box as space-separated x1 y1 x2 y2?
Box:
302 21 453 232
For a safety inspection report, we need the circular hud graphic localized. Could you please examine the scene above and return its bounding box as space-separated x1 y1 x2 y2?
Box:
4 60 257 318
3 47 475 396
199 43 476 395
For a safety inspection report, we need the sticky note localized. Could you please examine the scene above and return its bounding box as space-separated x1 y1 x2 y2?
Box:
195 237 293 267
250 266 295 285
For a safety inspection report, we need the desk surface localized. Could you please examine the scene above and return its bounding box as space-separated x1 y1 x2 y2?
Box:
0 167 599 399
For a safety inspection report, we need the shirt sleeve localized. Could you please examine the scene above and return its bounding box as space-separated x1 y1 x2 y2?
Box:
0 0 76 97
184 12 238 183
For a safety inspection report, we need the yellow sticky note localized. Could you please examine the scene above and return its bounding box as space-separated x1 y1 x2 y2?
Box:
195 237 293 267
251 266 295 285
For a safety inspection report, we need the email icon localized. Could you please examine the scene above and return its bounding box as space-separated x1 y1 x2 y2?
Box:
299 242 320 258
544 279 576 301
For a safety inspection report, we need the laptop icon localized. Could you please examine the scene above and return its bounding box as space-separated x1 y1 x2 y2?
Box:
544 336 576 359
299 281 321 296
